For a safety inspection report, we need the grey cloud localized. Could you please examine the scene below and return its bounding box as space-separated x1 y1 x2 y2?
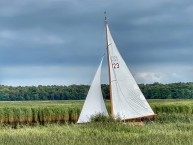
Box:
0 0 193 85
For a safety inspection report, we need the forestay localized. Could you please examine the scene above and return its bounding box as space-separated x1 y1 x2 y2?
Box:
106 24 155 120
77 57 108 123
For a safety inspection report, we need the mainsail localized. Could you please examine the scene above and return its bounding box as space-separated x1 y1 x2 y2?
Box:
77 57 108 123
105 23 156 120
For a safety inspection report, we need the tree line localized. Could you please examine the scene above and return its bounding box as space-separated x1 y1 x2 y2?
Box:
0 82 193 101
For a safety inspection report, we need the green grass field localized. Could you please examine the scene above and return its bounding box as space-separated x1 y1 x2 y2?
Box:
0 99 193 145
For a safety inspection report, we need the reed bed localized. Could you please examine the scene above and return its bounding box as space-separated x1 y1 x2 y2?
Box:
0 106 80 126
0 100 192 125
153 104 193 114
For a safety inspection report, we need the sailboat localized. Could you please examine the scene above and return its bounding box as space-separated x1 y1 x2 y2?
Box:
77 16 156 123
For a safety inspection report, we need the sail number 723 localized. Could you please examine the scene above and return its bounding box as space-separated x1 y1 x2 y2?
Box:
111 56 119 69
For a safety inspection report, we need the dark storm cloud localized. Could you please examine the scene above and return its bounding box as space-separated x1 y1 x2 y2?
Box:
0 0 193 85
0 0 107 67
1 0 193 65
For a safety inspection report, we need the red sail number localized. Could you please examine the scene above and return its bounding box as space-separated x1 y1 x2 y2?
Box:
112 63 119 69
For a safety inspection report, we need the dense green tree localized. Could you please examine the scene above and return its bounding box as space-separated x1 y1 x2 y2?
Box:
0 82 193 101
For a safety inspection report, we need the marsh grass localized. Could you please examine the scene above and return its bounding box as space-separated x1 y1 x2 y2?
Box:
0 100 193 144
0 100 193 125
90 113 120 123
0 122 193 145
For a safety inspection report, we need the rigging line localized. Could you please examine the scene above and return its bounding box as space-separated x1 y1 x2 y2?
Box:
102 53 106 58
115 81 123 117
116 81 130 119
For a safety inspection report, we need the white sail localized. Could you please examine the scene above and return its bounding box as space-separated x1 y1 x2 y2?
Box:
106 24 155 120
77 57 108 123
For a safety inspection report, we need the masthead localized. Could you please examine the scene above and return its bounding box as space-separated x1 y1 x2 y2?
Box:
104 11 107 23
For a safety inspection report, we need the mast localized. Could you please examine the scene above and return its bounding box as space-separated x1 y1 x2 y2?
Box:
104 12 114 117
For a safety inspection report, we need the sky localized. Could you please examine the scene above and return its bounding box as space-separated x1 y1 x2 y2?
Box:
0 0 193 86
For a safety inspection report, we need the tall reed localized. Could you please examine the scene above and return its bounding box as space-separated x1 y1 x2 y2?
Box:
0 100 192 125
